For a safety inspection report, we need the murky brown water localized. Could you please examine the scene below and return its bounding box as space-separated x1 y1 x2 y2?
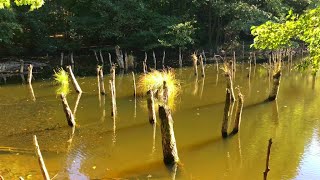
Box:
1 64 320 179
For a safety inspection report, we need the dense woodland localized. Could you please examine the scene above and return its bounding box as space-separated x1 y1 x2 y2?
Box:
0 0 319 58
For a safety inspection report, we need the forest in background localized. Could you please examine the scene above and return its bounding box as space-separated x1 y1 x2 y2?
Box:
0 0 319 58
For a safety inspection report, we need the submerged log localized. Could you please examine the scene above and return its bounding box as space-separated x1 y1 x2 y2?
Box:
147 90 157 124
221 89 231 138
67 65 82 93
61 94 76 127
27 64 33 84
159 105 179 165
267 70 281 101
231 91 244 134
33 135 50 180
263 138 273 180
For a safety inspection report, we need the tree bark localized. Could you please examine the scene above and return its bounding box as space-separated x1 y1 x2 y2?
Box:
67 65 82 93
33 135 50 180
225 70 235 102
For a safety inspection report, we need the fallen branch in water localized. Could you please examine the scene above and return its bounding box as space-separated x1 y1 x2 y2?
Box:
263 138 273 180
33 135 50 180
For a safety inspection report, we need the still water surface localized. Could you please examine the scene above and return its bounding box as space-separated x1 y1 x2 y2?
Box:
0 64 320 179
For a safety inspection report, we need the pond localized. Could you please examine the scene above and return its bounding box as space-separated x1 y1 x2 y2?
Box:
0 63 320 179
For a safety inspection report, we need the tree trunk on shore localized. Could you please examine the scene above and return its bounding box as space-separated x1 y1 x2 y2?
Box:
115 45 124 69
153 51 157 69
60 94 76 127
179 47 182 68
162 50 166 68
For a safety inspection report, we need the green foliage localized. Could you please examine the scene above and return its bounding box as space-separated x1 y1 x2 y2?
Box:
0 0 44 11
251 6 320 74
54 69 70 95
159 21 196 48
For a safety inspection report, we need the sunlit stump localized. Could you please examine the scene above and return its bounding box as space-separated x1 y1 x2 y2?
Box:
147 90 156 124
231 91 244 135
98 66 106 95
221 89 232 138
192 53 198 76
67 65 82 93
60 94 76 127
27 64 33 84
159 105 179 165
267 70 281 101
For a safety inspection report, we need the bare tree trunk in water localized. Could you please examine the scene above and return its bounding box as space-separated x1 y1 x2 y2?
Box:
60 94 76 127
27 64 33 84
99 50 104 66
108 53 112 66
267 70 281 101
192 53 198 76
33 135 50 180
263 138 273 180
200 55 205 78
147 90 157 124
143 52 148 74
124 51 128 71
115 45 124 69
225 69 235 102
231 91 244 134
67 65 82 93
70 52 75 70
221 89 231 138
98 67 106 95
132 72 136 97
159 105 179 165
94 50 99 64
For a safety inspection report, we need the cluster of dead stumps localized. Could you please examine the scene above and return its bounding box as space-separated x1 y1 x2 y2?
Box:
0 47 294 180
